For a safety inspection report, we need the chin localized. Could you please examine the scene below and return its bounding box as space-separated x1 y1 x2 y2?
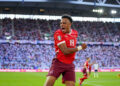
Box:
62 31 66 33
62 30 66 33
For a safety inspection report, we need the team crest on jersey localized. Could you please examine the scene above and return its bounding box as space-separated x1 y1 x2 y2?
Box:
57 35 61 40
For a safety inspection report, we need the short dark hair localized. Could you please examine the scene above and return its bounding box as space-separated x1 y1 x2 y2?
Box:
62 14 73 23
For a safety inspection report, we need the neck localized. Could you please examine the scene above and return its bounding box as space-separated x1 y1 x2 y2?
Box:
66 28 71 34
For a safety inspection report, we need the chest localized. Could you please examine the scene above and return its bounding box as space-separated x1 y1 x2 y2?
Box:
64 34 77 47
85 62 89 66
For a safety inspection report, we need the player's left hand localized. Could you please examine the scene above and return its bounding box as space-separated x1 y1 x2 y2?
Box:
81 43 87 50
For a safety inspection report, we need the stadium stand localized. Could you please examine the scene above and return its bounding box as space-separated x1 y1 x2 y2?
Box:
0 18 120 69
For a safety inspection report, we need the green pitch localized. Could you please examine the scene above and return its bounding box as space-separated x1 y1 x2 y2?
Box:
0 72 120 86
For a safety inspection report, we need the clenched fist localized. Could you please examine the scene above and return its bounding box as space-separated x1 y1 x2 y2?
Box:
81 43 87 50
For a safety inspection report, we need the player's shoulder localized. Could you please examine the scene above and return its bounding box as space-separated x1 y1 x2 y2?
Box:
72 29 78 33
72 29 78 35
54 29 63 37
54 29 62 34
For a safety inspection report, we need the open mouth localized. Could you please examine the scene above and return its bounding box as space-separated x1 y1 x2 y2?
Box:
61 28 65 32
62 28 65 30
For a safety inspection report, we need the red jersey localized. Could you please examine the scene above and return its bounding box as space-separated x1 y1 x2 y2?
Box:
54 29 78 64
84 61 89 69
88 65 92 72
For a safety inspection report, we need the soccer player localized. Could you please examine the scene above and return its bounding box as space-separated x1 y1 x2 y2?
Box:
79 57 92 86
44 14 87 86
93 62 99 78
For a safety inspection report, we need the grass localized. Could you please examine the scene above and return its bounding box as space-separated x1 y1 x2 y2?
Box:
0 72 120 86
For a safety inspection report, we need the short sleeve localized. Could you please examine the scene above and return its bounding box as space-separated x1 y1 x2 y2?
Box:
76 31 78 38
73 30 78 38
54 32 65 46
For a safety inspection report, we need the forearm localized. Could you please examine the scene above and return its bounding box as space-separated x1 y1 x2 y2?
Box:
63 47 78 54
58 43 86 55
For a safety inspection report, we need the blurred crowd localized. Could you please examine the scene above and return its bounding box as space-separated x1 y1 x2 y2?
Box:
0 44 120 69
0 18 120 42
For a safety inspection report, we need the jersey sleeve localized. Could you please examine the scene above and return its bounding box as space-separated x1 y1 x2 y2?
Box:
76 31 78 38
73 30 78 38
54 32 65 46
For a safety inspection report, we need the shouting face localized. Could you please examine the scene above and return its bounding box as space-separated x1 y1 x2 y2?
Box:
60 18 72 33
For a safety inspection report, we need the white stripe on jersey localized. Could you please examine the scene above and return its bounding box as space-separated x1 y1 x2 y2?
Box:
57 41 65 46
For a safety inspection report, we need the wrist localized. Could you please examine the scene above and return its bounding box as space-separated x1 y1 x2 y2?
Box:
77 46 82 51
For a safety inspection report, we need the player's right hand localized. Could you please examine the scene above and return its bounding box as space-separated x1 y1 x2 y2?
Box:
81 43 87 50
